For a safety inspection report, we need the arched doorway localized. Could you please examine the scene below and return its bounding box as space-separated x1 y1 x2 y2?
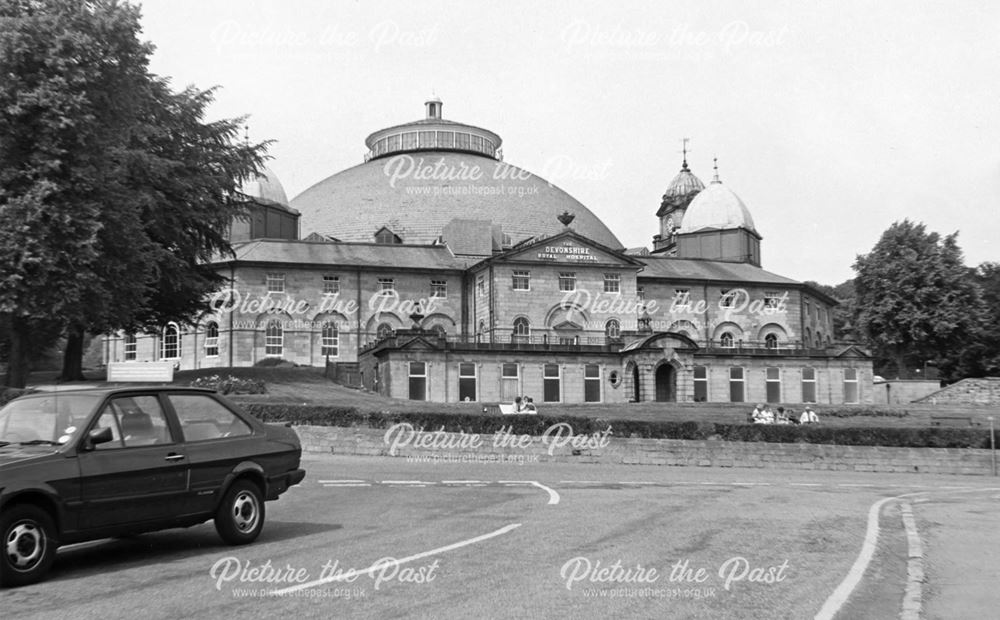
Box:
628 362 640 402
655 364 675 402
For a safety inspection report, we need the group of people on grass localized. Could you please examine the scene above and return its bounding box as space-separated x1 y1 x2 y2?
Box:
749 403 819 425
512 396 537 414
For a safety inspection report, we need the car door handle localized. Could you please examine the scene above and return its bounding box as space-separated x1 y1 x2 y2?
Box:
165 453 186 462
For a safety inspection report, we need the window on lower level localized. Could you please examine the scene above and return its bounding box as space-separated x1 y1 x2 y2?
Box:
801 367 817 403
729 367 745 402
843 368 859 403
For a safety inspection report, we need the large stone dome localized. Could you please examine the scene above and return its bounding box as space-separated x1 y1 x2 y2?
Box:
290 100 623 251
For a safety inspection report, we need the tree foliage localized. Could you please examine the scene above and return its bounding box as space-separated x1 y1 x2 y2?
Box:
853 220 985 380
0 0 268 386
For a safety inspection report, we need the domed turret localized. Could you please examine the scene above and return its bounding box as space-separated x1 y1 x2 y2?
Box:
652 142 705 254
675 159 761 266
662 161 705 202
232 168 299 242
678 181 756 234
240 168 290 207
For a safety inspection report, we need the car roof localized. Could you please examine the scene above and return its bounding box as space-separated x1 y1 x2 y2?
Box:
16 386 218 398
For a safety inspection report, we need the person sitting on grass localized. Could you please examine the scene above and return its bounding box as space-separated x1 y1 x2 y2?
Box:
761 405 775 424
523 397 537 413
775 407 789 424
513 396 523 413
751 403 766 423
786 409 799 424
800 406 819 424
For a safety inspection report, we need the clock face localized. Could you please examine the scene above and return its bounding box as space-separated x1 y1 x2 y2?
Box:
666 216 675 231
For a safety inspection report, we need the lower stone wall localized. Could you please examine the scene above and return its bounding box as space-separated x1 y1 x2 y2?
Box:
294 425 996 476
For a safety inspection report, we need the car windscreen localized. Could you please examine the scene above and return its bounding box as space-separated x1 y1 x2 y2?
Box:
0 394 102 446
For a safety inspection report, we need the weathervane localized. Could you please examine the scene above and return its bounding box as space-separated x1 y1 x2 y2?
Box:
679 138 691 169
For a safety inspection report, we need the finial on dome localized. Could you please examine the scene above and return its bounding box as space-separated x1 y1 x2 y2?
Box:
425 96 443 120
680 138 690 170
712 156 721 183
557 210 576 227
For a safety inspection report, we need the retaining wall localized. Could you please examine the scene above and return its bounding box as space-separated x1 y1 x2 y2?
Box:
293 425 996 476
915 377 1000 406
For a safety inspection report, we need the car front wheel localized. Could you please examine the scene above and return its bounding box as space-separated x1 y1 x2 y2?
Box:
1 505 57 588
215 480 265 545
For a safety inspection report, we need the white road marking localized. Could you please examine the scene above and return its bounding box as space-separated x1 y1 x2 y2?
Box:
899 502 924 620
814 494 906 620
815 487 1000 620
441 480 484 484
789 483 822 487
381 480 434 485
271 522 523 596
499 480 560 505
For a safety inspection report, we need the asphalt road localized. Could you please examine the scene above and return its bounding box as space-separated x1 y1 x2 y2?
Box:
2 456 997 619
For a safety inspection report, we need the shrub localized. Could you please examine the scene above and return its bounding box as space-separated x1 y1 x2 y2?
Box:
190 375 267 395
0 388 36 407
254 358 295 368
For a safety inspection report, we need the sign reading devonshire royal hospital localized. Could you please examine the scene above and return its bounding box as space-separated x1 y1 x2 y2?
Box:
537 242 601 262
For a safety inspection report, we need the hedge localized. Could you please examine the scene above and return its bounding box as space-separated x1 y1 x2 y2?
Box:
240 404 995 450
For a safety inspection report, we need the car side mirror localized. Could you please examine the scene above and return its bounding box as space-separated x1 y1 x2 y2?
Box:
82 427 114 450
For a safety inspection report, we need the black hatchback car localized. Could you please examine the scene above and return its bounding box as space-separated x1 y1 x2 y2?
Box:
0 386 305 587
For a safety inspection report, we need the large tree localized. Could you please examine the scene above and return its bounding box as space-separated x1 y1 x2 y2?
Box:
0 0 267 387
853 220 985 380
938 261 1000 379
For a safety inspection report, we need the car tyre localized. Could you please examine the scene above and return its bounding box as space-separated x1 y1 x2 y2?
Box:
214 479 265 545
1 505 57 588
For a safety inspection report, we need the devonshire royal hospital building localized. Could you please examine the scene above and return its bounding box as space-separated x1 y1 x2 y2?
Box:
103 99 872 405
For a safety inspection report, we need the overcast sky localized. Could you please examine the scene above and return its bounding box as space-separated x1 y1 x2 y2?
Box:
138 0 998 285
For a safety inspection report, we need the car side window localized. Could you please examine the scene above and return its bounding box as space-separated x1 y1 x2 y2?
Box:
168 394 252 442
93 396 173 449
92 410 124 450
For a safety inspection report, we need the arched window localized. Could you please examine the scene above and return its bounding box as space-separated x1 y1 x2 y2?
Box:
123 333 137 361
376 323 393 340
804 327 813 348
605 319 621 341
265 320 283 356
204 321 219 357
764 333 778 349
321 322 339 357
431 324 447 339
512 317 530 342
669 320 698 340
720 332 735 348
161 324 180 360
